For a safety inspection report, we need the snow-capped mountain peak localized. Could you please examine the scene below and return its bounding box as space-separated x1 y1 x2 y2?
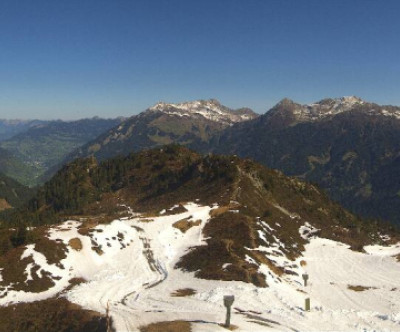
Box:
314 95 365 110
270 96 400 123
147 99 257 125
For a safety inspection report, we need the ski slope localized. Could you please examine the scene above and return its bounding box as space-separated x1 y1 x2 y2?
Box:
1 202 400 331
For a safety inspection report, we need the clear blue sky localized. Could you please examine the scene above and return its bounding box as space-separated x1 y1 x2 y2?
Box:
1 0 399 119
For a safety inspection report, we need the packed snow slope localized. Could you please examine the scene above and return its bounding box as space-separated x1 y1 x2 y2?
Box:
1 202 400 331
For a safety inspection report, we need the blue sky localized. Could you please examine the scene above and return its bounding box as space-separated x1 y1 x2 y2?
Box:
0 0 399 119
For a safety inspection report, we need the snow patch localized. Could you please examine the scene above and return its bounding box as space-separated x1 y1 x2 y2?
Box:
299 222 320 240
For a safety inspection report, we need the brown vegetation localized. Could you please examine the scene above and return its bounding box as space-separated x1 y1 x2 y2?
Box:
347 285 377 292
139 320 191 332
0 298 107 332
162 204 188 215
0 246 55 294
210 206 229 217
176 212 267 287
173 218 201 233
69 237 83 251
251 251 284 277
34 237 67 266
171 288 197 297
218 323 239 330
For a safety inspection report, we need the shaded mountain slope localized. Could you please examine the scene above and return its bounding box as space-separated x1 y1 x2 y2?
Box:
0 146 38 186
63 99 257 164
212 97 400 226
0 173 34 210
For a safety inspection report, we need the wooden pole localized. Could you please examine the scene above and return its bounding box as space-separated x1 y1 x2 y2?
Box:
305 298 310 311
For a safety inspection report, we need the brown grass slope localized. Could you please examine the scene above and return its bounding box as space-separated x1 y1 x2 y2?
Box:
175 155 400 286
0 298 107 332
2 145 398 289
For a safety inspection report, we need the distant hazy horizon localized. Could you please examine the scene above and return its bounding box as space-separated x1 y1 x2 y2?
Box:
1 0 400 120
1 94 399 122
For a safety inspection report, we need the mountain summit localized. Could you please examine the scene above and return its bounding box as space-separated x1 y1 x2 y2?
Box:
147 99 257 125
213 97 400 225
268 96 400 125
62 99 257 164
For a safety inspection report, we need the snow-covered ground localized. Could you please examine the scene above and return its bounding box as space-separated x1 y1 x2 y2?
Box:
1 202 400 331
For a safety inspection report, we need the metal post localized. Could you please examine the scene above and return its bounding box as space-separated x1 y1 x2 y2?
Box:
302 273 309 287
302 273 310 312
225 304 231 327
223 295 235 328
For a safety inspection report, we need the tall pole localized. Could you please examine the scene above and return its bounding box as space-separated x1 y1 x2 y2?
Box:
302 273 310 311
223 295 235 328
225 304 231 327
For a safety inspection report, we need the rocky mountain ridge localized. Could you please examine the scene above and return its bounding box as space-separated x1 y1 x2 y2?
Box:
268 96 400 125
0 119 48 142
62 99 257 166
147 99 257 125
212 97 400 226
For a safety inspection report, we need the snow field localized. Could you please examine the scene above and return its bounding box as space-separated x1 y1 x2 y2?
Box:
1 203 400 331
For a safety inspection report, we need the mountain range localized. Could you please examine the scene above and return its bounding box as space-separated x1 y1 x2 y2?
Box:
2 96 400 227
47 96 400 227
0 119 48 142
212 96 400 225
63 99 257 163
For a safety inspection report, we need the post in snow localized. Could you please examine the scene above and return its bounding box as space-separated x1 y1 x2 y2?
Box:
223 295 235 328
302 273 310 311
302 273 309 287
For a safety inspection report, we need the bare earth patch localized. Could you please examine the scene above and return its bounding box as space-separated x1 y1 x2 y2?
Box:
139 218 154 223
173 218 201 233
171 288 197 297
69 238 83 251
218 323 239 330
348 285 377 292
139 320 191 332
162 204 188 215
210 206 229 217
